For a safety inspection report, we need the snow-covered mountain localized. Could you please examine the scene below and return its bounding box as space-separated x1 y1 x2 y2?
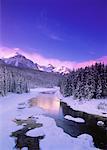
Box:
0 59 5 65
2 53 71 74
3 53 38 70
54 66 71 74
37 64 55 72
38 64 71 74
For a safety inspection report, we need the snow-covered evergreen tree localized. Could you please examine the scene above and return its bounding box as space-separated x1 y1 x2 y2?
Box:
0 65 5 96
60 63 107 99
0 61 60 96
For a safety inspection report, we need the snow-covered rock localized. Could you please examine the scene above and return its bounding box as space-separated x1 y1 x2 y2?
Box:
64 115 85 123
97 121 104 126
26 127 44 137
21 148 28 150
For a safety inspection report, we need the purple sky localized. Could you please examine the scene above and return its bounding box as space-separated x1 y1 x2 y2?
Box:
1 0 107 67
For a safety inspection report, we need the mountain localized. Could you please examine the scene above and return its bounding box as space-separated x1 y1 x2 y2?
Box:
37 64 55 72
38 64 71 74
0 59 61 96
54 66 71 74
3 53 71 74
3 53 38 70
0 59 5 65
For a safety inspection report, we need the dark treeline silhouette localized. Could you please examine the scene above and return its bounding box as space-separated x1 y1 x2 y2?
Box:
59 63 107 99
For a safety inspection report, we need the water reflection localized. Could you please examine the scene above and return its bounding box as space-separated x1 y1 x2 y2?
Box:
29 94 62 116
28 93 107 149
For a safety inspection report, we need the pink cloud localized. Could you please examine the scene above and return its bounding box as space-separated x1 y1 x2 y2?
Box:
97 56 107 64
0 47 107 69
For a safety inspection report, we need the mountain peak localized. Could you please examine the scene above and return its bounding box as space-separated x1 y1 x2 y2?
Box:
2 54 71 74
15 52 26 58
16 52 22 56
4 54 38 70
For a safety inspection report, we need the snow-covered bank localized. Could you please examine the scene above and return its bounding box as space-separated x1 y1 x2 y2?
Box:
26 115 96 150
31 87 58 93
64 115 85 123
0 89 49 150
0 88 57 150
61 96 107 118
0 88 99 150
0 87 57 115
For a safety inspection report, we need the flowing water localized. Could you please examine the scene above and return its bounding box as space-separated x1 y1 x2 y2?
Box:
13 91 107 149
29 92 107 149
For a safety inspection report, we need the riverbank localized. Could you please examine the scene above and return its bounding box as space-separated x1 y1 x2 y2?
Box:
0 88 98 150
60 95 107 118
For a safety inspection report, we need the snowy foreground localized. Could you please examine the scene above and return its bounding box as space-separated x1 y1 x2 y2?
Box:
0 88 99 150
61 96 107 118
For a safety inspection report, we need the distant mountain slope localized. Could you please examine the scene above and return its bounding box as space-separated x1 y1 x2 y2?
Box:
2 53 71 74
37 64 55 72
0 61 61 96
3 53 38 70
54 66 71 74
0 59 5 65
38 64 71 74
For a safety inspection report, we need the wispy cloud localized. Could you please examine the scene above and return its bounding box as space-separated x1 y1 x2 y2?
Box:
0 47 107 69
36 11 63 41
88 51 95 55
48 34 63 41
36 24 63 41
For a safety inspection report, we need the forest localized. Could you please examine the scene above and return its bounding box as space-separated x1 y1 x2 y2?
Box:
0 60 107 100
59 63 107 99
0 60 60 96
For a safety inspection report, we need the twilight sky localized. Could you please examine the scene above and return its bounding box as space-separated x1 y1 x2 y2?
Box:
1 0 107 68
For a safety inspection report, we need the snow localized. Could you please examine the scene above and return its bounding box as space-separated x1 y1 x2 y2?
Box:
53 66 71 74
0 88 98 150
22 123 27 126
4 53 38 69
38 64 71 74
77 134 95 148
26 115 97 150
97 121 104 126
26 126 44 137
61 96 107 117
64 115 85 123
15 107 44 120
0 88 47 150
30 87 58 93
0 87 57 115
21 148 28 150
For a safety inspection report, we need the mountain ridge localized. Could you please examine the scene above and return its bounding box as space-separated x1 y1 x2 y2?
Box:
2 53 71 74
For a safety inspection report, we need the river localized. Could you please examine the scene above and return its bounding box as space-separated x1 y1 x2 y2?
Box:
12 91 107 149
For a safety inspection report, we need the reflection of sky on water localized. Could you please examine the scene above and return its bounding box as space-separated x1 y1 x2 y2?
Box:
29 94 62 116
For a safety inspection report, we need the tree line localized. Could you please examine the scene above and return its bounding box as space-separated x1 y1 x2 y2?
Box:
0 61 60 96
0 63 29 96
59 63 107 99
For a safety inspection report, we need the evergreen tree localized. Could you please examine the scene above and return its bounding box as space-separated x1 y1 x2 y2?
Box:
60 63 107 100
